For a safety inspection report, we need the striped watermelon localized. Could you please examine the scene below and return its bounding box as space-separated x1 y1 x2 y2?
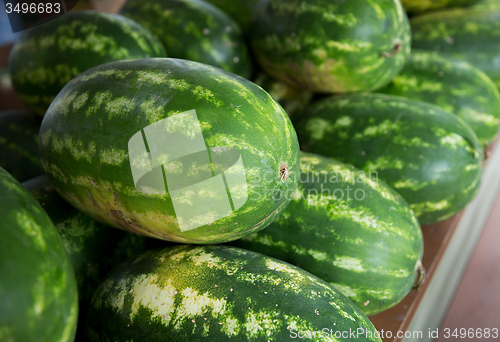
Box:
0 110 44 181
230 152 424 316
250 0 411 93
400 0 481 13
0 167 78 342
8 10 166 116
378 51 500 146
411 8 500 89
204 0 260 34
86 245 382 341
298 93 484 225
120 0 251 78
22 175 168 341
38 58 299 244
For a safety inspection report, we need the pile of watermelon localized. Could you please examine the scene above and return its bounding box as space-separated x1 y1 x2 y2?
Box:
1 0 498 340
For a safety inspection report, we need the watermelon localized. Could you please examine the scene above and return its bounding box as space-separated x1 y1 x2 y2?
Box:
0 110 44 182
0 167 78 342
230 152 424 316
249 0 411 93
253 72 313 122
298 93 484 225
22 175 170 341
378 51 500 146
411 8 500 89
38 58 300 244
86 245 382 341
120 0 251 78
400 0 481 13
8 10 167 116
204 0 260 34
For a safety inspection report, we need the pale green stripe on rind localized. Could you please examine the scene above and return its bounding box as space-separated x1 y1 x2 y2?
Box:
87 245 381 341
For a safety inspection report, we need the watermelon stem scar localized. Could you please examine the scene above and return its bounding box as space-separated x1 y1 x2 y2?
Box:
380 40 403 58
412 260 426 290
279 163 289 181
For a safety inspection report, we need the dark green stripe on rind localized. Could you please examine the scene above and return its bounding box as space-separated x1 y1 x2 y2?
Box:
230 152 423 316
8 10 167 115
0 110 44 182
250 0 411 93
298 93 483 225
120 0 251 78
378 51 500 145
411 8 500 89
38 58 300 244
0 167 78 342
86 245 382 342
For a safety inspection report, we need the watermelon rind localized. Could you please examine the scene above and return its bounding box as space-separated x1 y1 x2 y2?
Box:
86 245 382 341
0 167 78 342
8 10 167 115
38 57 300 244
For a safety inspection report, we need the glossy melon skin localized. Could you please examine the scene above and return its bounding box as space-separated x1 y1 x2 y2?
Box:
230 152 424 316
38 58 300 244
378 51 500 145
120 0 251 78
0 167 78 342
8 10 167 115
0 110 44 182
86 245 382 342
298 93 484 225
250 0 411 93
411 8 500 89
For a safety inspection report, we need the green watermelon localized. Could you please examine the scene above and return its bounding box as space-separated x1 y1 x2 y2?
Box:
22 175 169 341
378 51 500 146
0 110 44 182
400 0 481 13
411 8 500 89
86 245 382 341
249 0 411 93
8 10 166 116
120 0 251 78
298 93 483 225
230 152 424 316
204 0 260 34
253 72 314 122
38 58 300 244
0 167 78 342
